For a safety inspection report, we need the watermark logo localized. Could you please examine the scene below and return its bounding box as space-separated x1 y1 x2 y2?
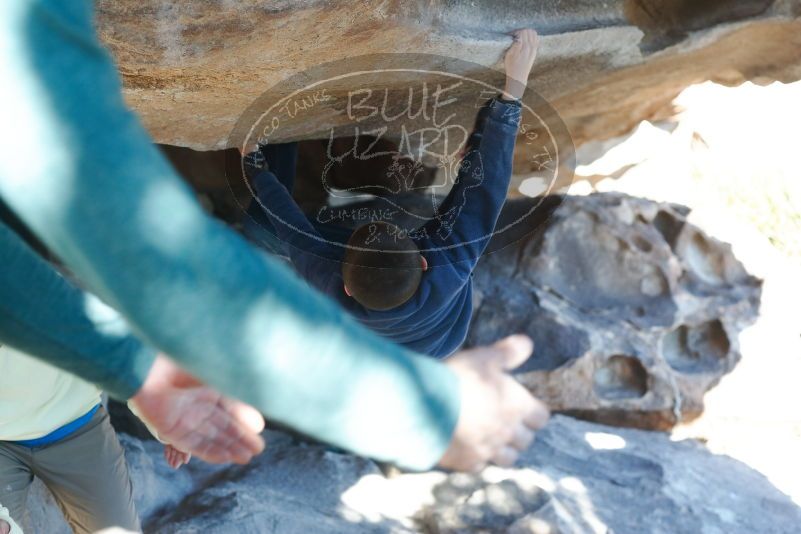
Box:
227 53 574 266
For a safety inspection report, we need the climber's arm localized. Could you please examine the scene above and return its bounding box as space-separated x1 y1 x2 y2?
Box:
419 29 536 278
420 97 520 279
250 168 342 294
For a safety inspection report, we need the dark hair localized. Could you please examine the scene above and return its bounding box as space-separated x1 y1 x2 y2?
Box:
342 222 423 311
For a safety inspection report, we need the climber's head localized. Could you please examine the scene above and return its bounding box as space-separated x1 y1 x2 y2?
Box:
342 222 428 311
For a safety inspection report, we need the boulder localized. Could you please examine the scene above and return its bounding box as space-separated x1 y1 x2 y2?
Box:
468 193 762 429
98 0 801 169
26 416 801 533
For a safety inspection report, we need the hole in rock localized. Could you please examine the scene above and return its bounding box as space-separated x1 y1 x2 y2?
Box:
652 209 684 248
594 355 649 400
663 320 730 373
679 232 727 286
632 235 653 253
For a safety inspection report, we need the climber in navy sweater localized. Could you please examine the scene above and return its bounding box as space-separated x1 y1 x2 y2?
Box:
242 29 538 358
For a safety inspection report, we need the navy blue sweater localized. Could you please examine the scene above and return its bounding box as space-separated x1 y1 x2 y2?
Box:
249 98 522 358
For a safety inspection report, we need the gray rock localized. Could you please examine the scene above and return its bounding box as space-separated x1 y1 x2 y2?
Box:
468 193 762 429
144 432 400 534
421 416 801 534
27 416 801 533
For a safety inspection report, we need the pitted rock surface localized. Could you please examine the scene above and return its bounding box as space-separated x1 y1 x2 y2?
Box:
467 193 762 429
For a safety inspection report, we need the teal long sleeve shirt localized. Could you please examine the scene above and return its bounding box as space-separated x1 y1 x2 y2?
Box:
0 217 157 400
0 0 460 471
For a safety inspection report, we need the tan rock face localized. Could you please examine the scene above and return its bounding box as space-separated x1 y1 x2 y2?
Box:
98 0 801 166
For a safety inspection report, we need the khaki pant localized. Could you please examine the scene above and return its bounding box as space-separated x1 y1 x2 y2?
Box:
0 407 140 533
